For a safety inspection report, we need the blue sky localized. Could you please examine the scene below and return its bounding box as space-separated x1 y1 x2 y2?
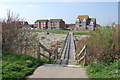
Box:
0 1 119 26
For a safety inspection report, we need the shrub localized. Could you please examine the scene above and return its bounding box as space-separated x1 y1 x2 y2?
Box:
2 10 39 56
76 26 119 65
85 26 118 64
87 61 119 78
2 52 50 80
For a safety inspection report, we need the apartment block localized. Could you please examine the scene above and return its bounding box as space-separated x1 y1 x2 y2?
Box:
34 19 48 30
75 15 96 30
48 19 65 30
34 19 65 30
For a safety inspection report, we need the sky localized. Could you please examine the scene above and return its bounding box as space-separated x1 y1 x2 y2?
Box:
0 0 119 26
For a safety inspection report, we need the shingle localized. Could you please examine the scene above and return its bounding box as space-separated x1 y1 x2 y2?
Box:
50 19 62 22
77 15 89 19
35 19 48 22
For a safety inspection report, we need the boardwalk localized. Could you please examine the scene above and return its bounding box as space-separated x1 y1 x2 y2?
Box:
54 32 76 65
27 32 88 78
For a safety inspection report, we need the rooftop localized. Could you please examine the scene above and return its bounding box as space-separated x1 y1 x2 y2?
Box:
35 19 48 22
77 15 89 19
50 19 63 22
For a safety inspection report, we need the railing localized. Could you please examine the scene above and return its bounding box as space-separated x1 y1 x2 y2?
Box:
76 45 88 65
37 42 58 62
58 33 69 59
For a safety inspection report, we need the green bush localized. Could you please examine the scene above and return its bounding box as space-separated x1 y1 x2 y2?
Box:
87 61 119 78
85 26 118 64
2 52 49 80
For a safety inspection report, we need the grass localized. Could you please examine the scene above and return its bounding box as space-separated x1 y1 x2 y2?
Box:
2 52 50 80
86 61 119 79
32 29 90 35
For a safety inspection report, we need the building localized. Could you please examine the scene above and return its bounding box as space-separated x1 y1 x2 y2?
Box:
34 19 48 30
48 19 65 30
75 15 96 30
66 24 76 30
34 19 65 30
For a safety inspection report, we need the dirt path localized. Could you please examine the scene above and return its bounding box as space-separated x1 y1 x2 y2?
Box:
27 64 88 78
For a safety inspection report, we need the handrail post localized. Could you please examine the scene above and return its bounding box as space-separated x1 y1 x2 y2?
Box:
83 45 88 65
49 53 52 63
37 43 41 61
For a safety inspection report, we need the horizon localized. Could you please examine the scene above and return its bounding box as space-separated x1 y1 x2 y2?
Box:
0 1 119 26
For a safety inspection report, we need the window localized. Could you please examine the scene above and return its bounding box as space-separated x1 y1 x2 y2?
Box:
79 25 82 27
51 27 56 29
90 21 94 24
76 25 79 27
76 19 79 22
43 25 46 27
83 18 86 22
55 22 58 23
87 25 89 27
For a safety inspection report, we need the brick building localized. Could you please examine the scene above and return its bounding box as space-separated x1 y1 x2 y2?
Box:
48 19 65 30
34 19 48 30
75 15 96 30
66 24 76 30
34 19 65 30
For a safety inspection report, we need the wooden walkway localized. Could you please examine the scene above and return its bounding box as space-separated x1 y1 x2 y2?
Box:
54 32 76 65
27 32 88 78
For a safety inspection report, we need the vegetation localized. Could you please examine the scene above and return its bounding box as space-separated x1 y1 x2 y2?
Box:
1 10 46 80
76 25 119 78
32 29 90 35
2 10 38 55
2 52 49 80
87 61 119 78
76 26 119 64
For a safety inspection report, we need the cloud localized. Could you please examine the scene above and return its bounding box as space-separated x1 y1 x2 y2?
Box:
26 5 39 8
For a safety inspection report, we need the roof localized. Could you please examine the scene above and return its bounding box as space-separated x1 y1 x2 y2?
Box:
96 24 101 27
66 24 76 28
35 19 48 22
50 19 62 22
90 18 96 22
66 24 75 26
77 15 89 19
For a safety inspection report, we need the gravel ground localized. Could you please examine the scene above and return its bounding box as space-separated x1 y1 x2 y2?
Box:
36 32 89 48
36 32 67 48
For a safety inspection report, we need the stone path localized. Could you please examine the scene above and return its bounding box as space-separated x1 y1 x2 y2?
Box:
27 64 88 78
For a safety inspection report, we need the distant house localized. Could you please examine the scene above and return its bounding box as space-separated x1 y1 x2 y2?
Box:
66 24 76 30
34 19 65 30
75 15 96 30
34 19 48 30
48 19 65 30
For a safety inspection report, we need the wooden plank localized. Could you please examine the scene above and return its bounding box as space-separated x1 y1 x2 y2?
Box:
83 46 87 65
76 45 86 57
40 53 50 59
39 42 53 55
37 43 41 60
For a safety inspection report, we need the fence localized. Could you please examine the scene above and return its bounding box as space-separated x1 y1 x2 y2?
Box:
37 42 58 62
76 45 88 65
